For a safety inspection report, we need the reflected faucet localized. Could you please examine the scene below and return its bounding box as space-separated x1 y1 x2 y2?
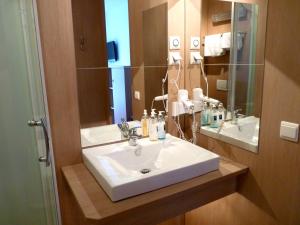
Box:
118 118 130 139
217 121 225 134
231 108 242 125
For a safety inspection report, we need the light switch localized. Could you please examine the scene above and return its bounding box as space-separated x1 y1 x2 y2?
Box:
134 91 140 100
216 80 228 91
191 37 201 50
280 121 299 142
169 36 180 50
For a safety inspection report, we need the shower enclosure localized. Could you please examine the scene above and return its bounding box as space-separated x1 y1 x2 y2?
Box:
228 2 259 116
0 0 59 225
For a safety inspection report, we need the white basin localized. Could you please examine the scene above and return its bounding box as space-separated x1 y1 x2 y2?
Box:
83 134 219 201
201 116 259 152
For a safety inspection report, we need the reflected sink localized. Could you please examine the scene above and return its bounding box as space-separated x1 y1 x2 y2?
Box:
83 134 219 201
201 116 259 152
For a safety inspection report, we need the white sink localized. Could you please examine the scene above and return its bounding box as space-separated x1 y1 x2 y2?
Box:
83 134 219 201
201 116 259 152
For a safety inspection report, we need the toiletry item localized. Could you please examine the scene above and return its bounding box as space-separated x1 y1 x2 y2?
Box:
201 102 209 126
207 103 213 125
149 109 158 141
157 111 166 140
141 109 149 137
218 103 225 124
210 104 219 128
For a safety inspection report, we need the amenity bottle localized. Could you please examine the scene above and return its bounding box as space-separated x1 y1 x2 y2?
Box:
149 109 158 141
141 109 149 137
201 102 209 126
157 111 166 140
210 104 219 128
218 103 225 124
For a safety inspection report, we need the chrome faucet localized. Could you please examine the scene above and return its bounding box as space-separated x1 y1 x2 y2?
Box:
128 127 142 146
232 108 242 125
117 119 142 146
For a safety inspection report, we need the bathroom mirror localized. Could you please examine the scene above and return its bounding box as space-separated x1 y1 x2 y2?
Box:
71 0 185 147
186 0 267 152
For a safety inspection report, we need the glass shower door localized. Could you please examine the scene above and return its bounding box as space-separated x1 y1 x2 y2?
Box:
228 2 259 115
0 1 59 225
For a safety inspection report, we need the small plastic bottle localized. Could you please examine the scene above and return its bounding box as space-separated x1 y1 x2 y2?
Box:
207 103 213 125
141 109 149 137
157 111 166 140
201 102 209 126
218 103 225 125
210 104 219 128
149 109 158 141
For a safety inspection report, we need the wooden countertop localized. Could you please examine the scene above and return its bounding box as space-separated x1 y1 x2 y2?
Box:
62 158 248 225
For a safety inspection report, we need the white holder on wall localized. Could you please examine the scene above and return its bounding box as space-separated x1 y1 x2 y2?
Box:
169 52 182 65
171 88 220 117
190 52 203 65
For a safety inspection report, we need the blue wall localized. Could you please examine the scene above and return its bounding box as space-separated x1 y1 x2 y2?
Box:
104 0 131 123
104 0 131 67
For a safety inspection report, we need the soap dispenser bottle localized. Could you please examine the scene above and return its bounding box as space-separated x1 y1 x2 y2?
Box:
210 104 219 128
141 109 149 137
157 111 166 140
149 109 158 141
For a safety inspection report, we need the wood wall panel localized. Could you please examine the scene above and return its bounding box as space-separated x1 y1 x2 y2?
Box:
203 0 231 106
128 0 169 119
76 69 111 127
185 0 300 225
167 0 186 137
35 0 83 225
71 0 110 127
71 0 108 68
143 3 168 112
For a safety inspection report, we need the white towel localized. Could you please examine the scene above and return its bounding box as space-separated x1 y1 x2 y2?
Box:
220 32 231 49
204 34 225 57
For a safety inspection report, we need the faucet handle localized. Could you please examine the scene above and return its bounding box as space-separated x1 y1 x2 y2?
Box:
234 108 242 113
128 126 142 146
129 126 142 137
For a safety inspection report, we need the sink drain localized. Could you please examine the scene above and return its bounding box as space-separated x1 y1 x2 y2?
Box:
140 168 151 174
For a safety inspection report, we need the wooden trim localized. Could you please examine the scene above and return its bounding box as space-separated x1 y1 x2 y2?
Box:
62 158 248 225
35 0 82 225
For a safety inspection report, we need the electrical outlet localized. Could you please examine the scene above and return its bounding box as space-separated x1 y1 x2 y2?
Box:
191 37 201 50
169 36 180 50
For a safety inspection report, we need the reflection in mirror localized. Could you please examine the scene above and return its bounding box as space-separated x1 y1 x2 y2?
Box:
196 0 267 153
70 0 170 147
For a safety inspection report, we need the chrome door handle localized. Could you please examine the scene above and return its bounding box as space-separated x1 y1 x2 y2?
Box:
28 118 51 167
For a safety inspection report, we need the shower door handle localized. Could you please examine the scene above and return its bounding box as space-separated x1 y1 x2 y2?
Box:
28 118 51 167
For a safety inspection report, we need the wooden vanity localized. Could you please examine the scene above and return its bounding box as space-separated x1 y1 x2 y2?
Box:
62 157 248 225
